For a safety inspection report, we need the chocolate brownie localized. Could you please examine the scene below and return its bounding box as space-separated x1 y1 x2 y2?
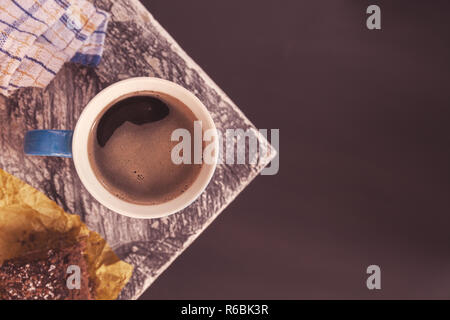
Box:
0 241 93 300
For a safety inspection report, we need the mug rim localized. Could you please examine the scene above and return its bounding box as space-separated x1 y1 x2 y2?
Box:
72 77 218 219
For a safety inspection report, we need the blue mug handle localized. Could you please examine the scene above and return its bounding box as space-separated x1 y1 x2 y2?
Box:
24 130 74 158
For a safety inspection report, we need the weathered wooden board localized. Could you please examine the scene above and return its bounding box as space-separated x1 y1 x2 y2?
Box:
0 0 275 299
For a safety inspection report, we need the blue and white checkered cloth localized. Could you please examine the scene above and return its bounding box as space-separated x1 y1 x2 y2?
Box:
0 0 108 97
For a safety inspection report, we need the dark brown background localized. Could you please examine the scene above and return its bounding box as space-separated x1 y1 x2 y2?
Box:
139 0 450 299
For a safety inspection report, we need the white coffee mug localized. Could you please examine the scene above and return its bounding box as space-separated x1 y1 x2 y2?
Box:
24 77 219 219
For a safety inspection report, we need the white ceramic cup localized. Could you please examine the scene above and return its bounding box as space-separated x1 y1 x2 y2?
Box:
25 77 219 219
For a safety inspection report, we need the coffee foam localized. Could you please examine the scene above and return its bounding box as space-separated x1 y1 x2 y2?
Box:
88 92 203 205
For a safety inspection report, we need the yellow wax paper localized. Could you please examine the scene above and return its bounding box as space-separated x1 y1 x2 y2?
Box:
0 168 133 300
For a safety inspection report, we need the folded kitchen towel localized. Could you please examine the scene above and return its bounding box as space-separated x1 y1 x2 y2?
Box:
0 0 108 97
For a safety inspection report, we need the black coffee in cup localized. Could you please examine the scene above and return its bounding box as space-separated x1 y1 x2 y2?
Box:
88 92 203 205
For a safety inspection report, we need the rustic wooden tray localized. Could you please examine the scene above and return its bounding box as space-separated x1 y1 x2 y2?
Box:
0 0 275 299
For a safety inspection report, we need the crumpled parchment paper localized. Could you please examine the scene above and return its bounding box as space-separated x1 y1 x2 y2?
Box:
0 168 133 300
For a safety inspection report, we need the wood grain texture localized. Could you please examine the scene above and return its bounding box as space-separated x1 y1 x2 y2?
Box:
0 0 275 299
